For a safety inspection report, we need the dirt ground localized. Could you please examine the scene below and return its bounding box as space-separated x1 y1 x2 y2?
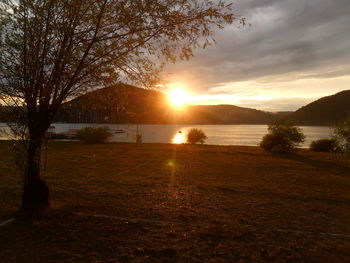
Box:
0 141 350 262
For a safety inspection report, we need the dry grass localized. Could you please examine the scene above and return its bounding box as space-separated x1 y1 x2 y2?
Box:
0 141 350 262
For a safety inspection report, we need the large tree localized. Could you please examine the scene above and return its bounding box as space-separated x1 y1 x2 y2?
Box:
0 0 235 212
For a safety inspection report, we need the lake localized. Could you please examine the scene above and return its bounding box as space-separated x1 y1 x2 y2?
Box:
0 123 332 147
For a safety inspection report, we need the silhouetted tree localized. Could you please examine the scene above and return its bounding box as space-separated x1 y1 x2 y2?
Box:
0 0 236 212
260 120 305 152
333 115 350 156
187 128 207 144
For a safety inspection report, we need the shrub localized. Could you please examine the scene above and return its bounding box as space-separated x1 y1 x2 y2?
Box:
76 127 112 144
187 128 207 144
333 115 350 156
310 138 340 152
260 119 305 152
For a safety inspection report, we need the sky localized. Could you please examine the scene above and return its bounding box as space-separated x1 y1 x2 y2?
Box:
164 0 350 112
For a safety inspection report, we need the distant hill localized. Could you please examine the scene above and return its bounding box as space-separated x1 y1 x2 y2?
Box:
55 83 168 123
183 105 278 124
2 85 349 125
54 83 280 124
287 90 350 125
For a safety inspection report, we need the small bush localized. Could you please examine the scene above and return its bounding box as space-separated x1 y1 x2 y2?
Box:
187 128 207 144
76 127 112 144
310 138 340 152
333 115 350 156
260 119 305 152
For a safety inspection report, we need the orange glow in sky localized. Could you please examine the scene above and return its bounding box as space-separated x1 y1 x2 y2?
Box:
168 87 193 107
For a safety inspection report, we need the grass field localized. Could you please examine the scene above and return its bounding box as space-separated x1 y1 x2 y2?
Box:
0 141 350 262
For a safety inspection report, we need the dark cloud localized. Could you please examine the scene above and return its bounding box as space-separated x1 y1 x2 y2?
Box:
165 0 350 110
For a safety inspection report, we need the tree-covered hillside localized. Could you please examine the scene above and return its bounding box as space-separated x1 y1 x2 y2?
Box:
287 90 350 125
54 83 279 124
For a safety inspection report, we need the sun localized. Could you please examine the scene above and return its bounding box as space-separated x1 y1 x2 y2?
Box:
168 87 192 107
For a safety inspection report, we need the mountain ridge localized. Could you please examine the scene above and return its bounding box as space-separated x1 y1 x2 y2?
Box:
2 84 348 125
54 83 283 124
287 90 350 125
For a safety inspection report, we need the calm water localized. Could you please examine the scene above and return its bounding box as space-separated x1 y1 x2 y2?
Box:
0 123 332 147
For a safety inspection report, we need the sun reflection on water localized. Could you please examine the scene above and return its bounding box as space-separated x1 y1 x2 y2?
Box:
172 132 186 144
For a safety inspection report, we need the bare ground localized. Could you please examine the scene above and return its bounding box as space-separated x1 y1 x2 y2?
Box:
0 141 349 262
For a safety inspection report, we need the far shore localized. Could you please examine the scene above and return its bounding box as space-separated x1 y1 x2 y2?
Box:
0 123 333 147
0 122 334 126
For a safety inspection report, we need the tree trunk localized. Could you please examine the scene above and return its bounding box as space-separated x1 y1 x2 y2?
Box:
21 129 50 212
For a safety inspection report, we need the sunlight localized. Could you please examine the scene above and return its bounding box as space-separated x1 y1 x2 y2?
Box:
168 87 192 107
172 131 186 144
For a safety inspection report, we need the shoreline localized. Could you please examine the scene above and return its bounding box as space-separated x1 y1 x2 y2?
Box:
0 123 333 147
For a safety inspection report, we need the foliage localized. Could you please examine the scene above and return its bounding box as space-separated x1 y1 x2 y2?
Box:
0 0 235 110
76 127 112 144
187 128 207 144
260 120 305 152
310 138 340 153
333 115 350 156
0 0 236 210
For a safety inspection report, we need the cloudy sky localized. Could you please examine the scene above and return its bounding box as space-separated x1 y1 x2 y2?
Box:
165 0 350 112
